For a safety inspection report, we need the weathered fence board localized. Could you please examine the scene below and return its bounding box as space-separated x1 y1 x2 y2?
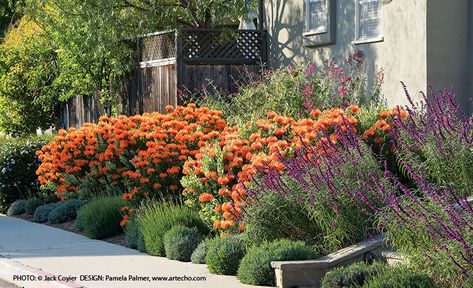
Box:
57 93 104 130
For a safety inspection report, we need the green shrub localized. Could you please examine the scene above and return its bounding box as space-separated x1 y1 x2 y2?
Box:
124 218 147 252
163 226 204 262
237 239 318 286
76 197 124 239
124 219 139 249
48 199 86 224
364 265 439 288
0 135 52 212
6 199 27 215
206 236 246 275
198 52 382 125
24 198 44 215
321 261 385 288
137 200 209 256
243 191 320 246
191 240 208 264
136 233 147 253
32 202 57 223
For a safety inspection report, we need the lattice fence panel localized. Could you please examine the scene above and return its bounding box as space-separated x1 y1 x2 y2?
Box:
141 32 176 62
181 30 265 62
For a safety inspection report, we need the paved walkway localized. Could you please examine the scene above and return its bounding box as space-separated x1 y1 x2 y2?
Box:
0 215 265 288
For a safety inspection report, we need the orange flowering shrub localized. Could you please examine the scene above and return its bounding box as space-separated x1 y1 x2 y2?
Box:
36 104 227 210
181 107 368 232
181 104 406 233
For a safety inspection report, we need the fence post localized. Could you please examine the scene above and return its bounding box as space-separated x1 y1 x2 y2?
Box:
175 29 183 105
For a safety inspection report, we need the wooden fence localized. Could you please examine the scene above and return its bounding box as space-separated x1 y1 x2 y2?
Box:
59 29 268 128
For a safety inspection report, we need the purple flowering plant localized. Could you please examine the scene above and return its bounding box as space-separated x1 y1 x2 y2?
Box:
245 123 393 253
390 83 473 197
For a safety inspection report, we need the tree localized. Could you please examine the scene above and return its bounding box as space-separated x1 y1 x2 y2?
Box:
0 34 59 136
16 0 251 118
0 1 20 41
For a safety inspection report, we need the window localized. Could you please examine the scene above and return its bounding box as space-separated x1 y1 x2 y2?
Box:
304 0 328 35
355 0 383 44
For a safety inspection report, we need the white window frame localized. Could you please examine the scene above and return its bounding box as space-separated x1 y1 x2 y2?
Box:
353 0 384 45
303 0 329 37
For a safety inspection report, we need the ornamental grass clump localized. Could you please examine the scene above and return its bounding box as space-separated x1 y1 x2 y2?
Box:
390 84 473 196
76 196 125 239
137 200 208 257
242 191 320 246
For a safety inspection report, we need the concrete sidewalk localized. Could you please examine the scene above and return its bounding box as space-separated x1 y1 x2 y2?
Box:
0 215 264 288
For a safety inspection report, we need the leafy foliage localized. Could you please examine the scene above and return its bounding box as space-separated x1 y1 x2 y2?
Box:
47 199 86 224
24 198 44 215
35 104 226 207
243 191 320 246
248 127 392 254
182 105 394 233
6 199 27 215
363 265 439 288
0 31 60 136
391 85 473 197
0 0 19 41
198 51 383 125
163 226 204 262
191 240 208 264
0 135 51 211
137 200 209 257
237 239 318 286
76 196 125 239
20 0 251 116
205 236 246 275
321 261 385 288
32 202 57 223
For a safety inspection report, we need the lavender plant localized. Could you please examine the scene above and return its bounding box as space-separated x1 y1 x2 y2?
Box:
390 84 473 197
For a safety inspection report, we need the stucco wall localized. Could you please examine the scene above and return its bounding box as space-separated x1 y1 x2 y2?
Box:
264 0 428 107
427 0 471 114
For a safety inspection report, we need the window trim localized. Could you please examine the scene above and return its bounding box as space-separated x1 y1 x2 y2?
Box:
353 0 384 45
304 0 329 36
303 0 336 47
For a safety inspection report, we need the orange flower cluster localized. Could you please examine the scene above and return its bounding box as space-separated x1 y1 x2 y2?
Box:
362 107 407 145
181 107 361 232
36 104 227 213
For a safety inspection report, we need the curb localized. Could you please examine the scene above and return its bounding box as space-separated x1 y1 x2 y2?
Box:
0 257 84 288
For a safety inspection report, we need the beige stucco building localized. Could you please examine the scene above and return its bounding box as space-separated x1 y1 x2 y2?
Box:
261 0 473 113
